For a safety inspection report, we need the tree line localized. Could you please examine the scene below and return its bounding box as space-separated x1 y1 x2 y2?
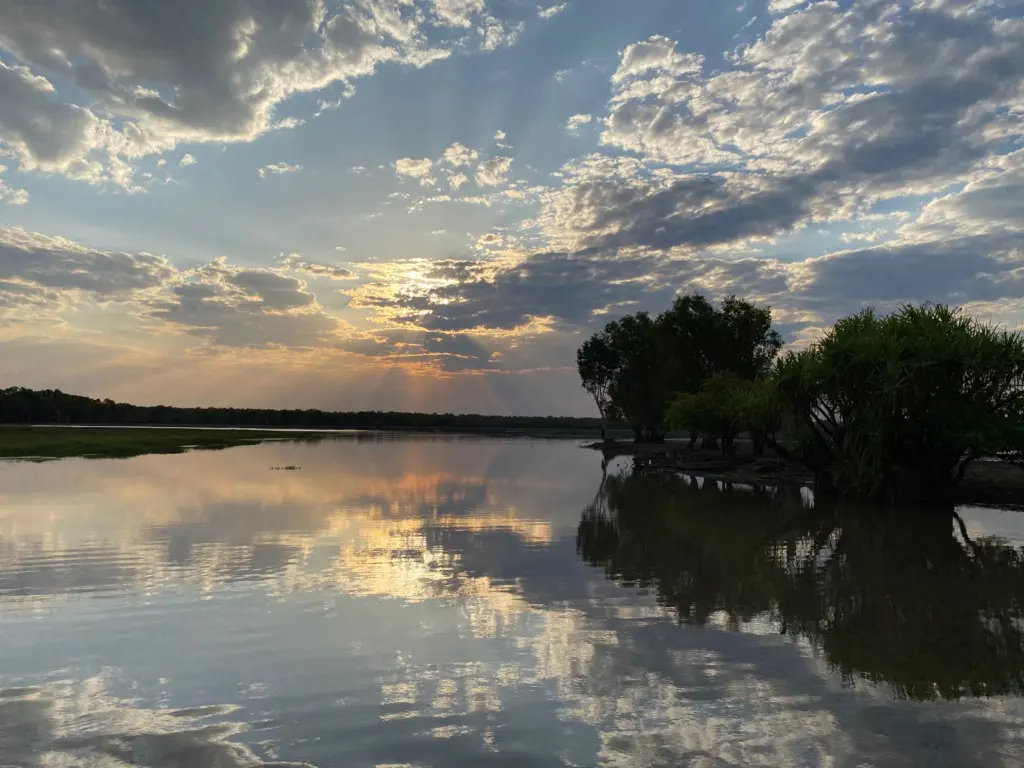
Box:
0 387 603 432
578 296 1024 504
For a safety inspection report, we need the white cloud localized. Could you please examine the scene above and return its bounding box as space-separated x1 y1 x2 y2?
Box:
767 0 806 13
156 158 167 167
600 2 1024 199
479 18 524 51
611 35 703 84
476 156 514 186
0 166 28 205
258 162 303 178
494 130 506 141
538 3 568 19
566 114 593 132
272 117 305 131
449 172 470 190
395 157 436 186
442 142 479 167
281 253 355 280
178 154 197 167
431 0 487 28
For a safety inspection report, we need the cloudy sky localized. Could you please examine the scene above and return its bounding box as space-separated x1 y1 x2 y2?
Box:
0 0 1022 415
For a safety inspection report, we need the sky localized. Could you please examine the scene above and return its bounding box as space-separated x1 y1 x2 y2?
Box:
0 0 1022 416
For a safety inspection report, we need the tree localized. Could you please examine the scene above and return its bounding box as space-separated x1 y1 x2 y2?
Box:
576 335 618 442
711 296 783 379
668 374 780 456
773 304 1024 504
575 294 783 445
607 312 667 441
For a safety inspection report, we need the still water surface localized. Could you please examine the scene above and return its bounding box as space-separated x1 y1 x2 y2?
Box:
1 435 1023 766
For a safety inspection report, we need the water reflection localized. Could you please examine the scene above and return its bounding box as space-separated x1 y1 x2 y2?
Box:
578 470 1024 701
0 676 313 767
0 438 1023 766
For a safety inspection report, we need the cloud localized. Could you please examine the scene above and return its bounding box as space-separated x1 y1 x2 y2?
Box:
476 156 513 187
149 259 343 348
538 3 569 19
0 0 509 187
566 113 593 132
602 3 1024 200
395 156 436 186
448 172 470 190
0 227 172 309
0 61 105 180
258 162 303 178
442 142 479 167
494 130 506 141
479 18 524 51
0 166 28 205
339 329 499 372
431 0 487 28
611 35 703 84
178 154 197 168
768 0 806 13
281 253 355 280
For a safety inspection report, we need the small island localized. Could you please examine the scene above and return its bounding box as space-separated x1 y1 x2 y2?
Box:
576 295 1024 506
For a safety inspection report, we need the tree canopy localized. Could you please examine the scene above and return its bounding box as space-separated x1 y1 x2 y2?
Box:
576 294 782 441
772 304 1024 504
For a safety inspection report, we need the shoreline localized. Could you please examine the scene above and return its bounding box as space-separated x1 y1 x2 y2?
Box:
587 439 1024 507
0 424 613 461
0 426 325 460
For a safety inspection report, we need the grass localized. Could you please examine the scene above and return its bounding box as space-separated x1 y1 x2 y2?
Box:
0 426 323 460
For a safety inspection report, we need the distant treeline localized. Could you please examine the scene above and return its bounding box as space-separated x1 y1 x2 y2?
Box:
0 387 605 432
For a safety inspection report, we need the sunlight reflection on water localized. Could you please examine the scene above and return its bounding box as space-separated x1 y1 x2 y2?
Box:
0 436 1022 766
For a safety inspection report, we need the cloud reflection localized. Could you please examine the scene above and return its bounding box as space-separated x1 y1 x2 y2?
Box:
0 439 1022 766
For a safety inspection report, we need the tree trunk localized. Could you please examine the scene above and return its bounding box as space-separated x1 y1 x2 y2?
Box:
722 436 735 458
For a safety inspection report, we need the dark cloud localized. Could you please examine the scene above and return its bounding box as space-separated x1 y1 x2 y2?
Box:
340 329 499 372
792 235 1024 316
0 62 101 174
0 0 463 182
0 226 172 303
353 231 1024 342
149 261 341 348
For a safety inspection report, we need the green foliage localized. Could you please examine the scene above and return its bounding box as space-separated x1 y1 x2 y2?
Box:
0 426 318 459
576 294 783 442
668 374 781 445
774 304 1024 503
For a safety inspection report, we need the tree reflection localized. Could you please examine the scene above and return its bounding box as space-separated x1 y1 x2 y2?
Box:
577 470 1024 701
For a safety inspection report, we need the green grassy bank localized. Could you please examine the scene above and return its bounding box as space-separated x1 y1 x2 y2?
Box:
0 426 322 460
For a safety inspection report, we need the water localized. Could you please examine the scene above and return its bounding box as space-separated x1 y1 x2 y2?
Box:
1 435 1023 766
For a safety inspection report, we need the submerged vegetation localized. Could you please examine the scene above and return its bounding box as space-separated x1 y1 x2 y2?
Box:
0 427 322 460
579 297 1024 505
578 470 1024 700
